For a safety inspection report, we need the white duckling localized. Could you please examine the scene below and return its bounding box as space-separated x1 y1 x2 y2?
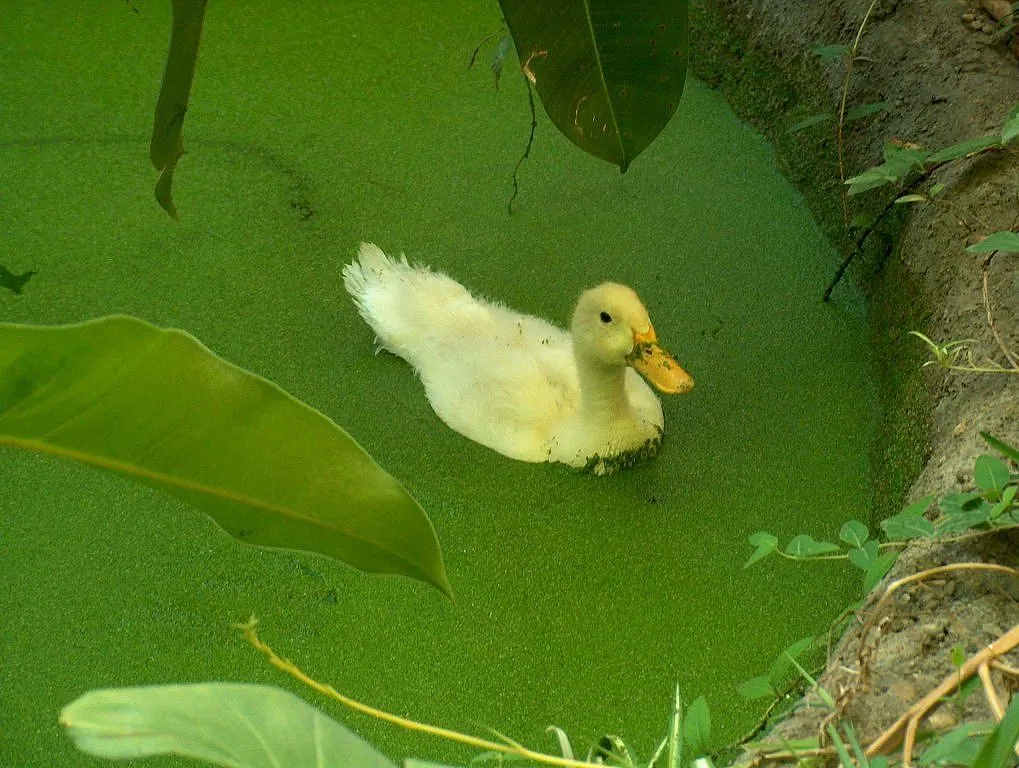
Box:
343 243 694 474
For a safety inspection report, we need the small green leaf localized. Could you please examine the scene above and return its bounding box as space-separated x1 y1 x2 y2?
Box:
787 114 833 133
981 431 1019 463
937 503 994 534
901 493 937 517
927 134 1001 165
930 182 946 196
745 531 779 567
881 514 934 540
737 676 775 700
846 167 896 195
951 644 966 668
871 756 891 768
1001 103 1019 145
863 551 897 593
966 231 1019 254
61 683 398 768
847 540 878 572
974 455 1011 500
784 534 840 557
665 685 683 768
545 726 574 760
811 44 850 60
839 520 869 547
940 492 986 516
768 635 814 686
846 101 887 121
895 194 928 204
683 696 711 757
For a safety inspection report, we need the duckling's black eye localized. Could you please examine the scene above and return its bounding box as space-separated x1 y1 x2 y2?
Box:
599 311 612 324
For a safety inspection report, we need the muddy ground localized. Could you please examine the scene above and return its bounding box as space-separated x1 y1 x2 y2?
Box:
690 0 1019 762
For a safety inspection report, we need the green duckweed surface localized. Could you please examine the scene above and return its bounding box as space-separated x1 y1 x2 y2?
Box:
2 2 875 765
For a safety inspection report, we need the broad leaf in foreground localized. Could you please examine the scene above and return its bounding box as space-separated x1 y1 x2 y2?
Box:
0 316 450 596
61 683 397 768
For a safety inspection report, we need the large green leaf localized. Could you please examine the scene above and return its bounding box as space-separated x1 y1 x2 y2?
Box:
150 0 208 219
498 0 688 171
0 316 451 596
61 683 397 768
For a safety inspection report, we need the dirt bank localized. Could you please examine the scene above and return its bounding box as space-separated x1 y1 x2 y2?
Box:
691 0 1019 759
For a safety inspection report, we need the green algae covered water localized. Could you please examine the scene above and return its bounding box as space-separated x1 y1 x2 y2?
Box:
2 2 875 765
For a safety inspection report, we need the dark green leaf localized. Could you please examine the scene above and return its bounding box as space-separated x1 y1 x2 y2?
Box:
1002 103 1019 145
737 676 775 700
982 431 1019 463
61 683 398 767
863 551 898 593
811 44 851 60
784 534 840 557
683 696 710 757
926 134 1001 165
840 520 869 547
0 316 451 596
768 635 814 686
150 0 208 218
787 114 832 133
846 101 887 121
744 531 779 567
974 455 1011 499
973 695 1019 768
965 231 1019 254
498 0 689 171
881 513 934 540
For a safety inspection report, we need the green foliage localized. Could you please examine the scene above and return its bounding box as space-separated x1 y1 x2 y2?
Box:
744 435 1019 593
543 687 712 768
844 118 1015 197
151 0 207 219
972 695 1019 768
965 231 1019 254
738 635 814 701
151 0 689 216
497 0 689 171
61 683 397 768
0 316 451 596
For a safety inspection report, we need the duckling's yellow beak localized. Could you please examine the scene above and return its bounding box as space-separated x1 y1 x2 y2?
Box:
627 325 695 395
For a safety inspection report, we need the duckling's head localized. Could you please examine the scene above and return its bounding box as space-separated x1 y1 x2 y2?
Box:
571 283 694 394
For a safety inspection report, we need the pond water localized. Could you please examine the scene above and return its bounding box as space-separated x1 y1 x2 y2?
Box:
1 2 877 765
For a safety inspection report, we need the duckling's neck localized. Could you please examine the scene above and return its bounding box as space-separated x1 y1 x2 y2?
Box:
577 362 632 420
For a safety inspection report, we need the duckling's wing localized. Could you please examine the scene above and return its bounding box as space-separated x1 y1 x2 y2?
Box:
343 244 579 461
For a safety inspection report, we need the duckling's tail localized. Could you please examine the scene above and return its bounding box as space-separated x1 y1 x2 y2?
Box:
342 242 476 362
